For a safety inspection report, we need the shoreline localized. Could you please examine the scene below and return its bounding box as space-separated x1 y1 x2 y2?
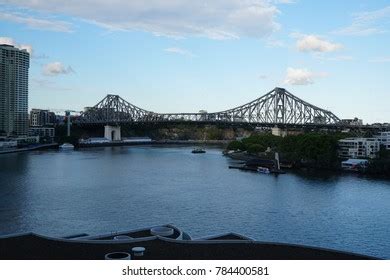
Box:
224 151 390 179
0 143 59 155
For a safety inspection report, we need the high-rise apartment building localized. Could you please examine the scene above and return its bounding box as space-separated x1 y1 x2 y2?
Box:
0 44 30 136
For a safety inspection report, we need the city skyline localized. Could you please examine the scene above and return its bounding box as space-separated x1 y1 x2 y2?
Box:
0 0 390 123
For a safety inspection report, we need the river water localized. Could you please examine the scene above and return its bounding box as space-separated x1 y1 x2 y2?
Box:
0 146 389 258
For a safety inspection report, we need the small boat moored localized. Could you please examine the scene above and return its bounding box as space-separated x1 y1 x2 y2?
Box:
257 167 270 174
192 148 206 154
59 143 75 149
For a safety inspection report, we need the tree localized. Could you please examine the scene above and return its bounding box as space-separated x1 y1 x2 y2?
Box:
247 143 265 154
227 140 246 151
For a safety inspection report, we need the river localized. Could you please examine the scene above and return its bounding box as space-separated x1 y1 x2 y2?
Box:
0 146 389 258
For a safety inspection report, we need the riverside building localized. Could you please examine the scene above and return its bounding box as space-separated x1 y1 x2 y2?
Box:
375 131 390 150
338 138 381 159
28 109 56 141
30 109 56 127
0 44 30 136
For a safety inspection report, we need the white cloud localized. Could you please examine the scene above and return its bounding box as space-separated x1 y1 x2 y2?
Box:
19 44 33 55
43 62 74 76
0 36 33 55
368 57 390 63
1 0 282 39
295 34 342 53
164 47 194 57
258 74 267 79
284 67 327 85
0 37 15 46
333 6 390 36
0 11 73 32
272 0 296 3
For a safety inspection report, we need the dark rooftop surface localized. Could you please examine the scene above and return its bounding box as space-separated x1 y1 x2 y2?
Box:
0 233 376 260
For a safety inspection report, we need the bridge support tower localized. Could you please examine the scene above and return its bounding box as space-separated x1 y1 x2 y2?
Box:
271 126 287 137
104 125 121 141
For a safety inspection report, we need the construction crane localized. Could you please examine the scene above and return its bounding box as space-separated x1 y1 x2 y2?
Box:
40 108 81 137
64 110 79 137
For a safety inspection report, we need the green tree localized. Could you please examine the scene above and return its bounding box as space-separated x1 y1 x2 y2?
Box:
247 143 265 154
227 140 246 151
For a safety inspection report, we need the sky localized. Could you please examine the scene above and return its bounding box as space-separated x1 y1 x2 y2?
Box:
0 0 389 123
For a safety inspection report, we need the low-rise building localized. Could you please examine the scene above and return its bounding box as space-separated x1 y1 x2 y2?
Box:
29 109 56 142
28 127 55 140
375 131 390 150
6 136 39 145
79 137 110 144
338 138 380 159
341 118 363 126
30 109 56 127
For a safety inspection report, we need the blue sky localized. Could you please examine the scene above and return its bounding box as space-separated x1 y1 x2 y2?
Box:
0 0 389 123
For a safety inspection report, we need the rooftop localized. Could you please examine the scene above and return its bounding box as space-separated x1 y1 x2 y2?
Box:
0 44 29 53
0 232 376 260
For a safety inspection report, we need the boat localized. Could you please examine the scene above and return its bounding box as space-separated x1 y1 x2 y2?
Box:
222 150 236 156
257 167 270 174
0 224 376 260
192 148 206 154
59 143 74 149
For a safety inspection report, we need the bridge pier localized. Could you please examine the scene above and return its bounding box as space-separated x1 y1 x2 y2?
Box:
271 126 287 137
104 125 121 141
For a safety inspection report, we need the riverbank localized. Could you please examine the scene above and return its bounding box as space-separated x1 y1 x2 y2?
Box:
225 150 390 179
0 143 59 155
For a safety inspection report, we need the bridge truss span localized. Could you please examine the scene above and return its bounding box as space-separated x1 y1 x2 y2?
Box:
77 87 341 126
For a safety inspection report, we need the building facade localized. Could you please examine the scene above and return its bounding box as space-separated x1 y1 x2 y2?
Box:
30 109 56 127
375 131 390 150
341 118 363 126
28 127 55 139
0 44 30 136
338 138 381 159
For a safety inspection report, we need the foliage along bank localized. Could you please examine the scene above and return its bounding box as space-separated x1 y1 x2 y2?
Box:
227 133 349 169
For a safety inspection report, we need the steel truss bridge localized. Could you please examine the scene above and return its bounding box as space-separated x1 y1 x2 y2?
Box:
76 87 343 127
